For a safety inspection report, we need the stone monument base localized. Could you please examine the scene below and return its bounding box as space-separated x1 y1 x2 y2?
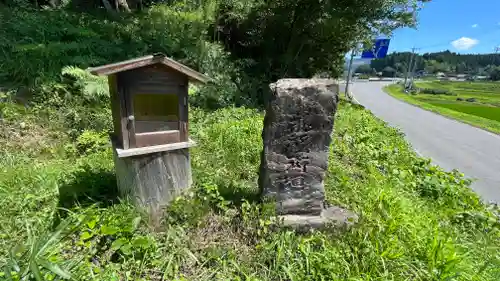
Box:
278 206 358 233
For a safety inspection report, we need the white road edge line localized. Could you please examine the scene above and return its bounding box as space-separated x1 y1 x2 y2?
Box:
350 93 361 105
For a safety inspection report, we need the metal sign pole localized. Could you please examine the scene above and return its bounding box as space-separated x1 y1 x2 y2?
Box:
345 48 356 100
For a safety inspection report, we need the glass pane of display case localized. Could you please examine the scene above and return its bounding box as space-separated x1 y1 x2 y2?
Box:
133 93 180 134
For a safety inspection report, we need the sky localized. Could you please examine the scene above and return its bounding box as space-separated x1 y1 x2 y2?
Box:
388 0 500 54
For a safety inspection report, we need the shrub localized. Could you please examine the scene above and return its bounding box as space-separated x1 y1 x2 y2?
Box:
417 87 456 96
0 5 243 111
61 66 109 103
190 107 263 198
2 103 500 280
75 130 110 155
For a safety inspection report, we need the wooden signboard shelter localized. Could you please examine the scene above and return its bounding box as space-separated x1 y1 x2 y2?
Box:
88 54 209 224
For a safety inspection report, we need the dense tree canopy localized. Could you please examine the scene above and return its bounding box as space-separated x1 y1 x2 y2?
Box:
371 50 500 77
1 0 428 107
382 66 396 77
355 64 375 75
210 0 428 104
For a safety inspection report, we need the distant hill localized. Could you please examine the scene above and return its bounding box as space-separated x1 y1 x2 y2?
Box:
368 50 500 77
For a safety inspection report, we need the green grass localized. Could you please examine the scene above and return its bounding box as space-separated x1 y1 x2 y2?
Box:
1 99 499 280
1 5 500 281
385 84 500 134
428 102 500 122
416 81 500 106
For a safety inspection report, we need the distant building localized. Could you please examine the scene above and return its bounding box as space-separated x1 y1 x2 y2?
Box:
474 75 490 80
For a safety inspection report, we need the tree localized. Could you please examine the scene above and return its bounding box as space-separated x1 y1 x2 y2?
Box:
455 62 467 74
382 66 396 77
375 50 500 76
213 0 428 105
394 62 406 74
355 64 373 75
489 66 500 81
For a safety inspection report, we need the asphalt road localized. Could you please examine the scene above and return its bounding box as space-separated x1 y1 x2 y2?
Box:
344 81 500 204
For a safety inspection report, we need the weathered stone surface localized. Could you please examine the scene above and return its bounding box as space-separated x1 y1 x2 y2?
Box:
259 79 339 216
279 206 358 233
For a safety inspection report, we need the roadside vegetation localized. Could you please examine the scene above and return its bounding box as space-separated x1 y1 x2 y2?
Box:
3 95 500 280
2 1 500 280
385 81 500 134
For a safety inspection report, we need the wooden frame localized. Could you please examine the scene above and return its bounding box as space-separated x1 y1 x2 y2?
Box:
88 54 210 83
88 54 209 152
89 54 209 223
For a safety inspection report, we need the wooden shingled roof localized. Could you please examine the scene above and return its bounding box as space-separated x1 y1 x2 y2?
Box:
87 53 210 83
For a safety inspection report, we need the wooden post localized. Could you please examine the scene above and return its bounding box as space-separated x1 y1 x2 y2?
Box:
112 140 195 226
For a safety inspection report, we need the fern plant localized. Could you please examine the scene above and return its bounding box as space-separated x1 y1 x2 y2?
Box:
61 66 109 103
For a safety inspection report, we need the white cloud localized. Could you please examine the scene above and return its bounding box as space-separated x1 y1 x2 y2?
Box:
451 37 479 50
472 24 479 28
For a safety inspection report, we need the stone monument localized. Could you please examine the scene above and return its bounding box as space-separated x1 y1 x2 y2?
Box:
259 78 357 231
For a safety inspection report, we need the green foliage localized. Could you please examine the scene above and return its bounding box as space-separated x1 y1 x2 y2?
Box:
1 0 427 109
3 215 80 281
372 50 500 76
489 66 500 81
382 66 396 77
385 83 500 134
2 2 499 280
190 106 262 198
211 0 425 106
429 102 500 122
408 81 500 122
2 101 500 280
0 4 246 109
62 66 109 102
417 87 456 96
355 64 374 75
75 130 109 155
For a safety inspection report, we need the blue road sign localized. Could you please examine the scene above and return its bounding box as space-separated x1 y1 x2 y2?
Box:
361 39 391 59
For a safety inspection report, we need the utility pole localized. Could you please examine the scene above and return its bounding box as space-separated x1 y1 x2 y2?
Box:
404 47 418 91
409 48 421 87
345 48 356 100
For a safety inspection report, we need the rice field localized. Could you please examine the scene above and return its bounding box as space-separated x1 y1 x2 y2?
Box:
415 81 500 122
385 81 500 134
